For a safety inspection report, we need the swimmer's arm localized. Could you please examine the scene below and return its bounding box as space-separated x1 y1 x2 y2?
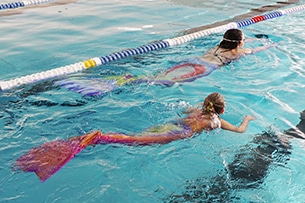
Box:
247 42 281 54
220 115 256 133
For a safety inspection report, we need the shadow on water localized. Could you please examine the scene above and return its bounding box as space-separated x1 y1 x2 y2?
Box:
164 110 305 202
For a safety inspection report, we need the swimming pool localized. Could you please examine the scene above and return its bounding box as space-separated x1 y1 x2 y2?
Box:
1 0 305 202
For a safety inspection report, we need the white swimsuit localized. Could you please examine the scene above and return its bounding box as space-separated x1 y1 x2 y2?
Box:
210 114 221 129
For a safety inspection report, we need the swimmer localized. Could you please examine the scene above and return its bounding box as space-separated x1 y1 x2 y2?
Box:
15 92 256 181
57 29 279 96
182 92 256 135
200 28 259 66
150 28 276 83
82 92 255 145
68 92 256 146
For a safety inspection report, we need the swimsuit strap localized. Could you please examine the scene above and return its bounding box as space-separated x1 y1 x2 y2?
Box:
213 47 233 66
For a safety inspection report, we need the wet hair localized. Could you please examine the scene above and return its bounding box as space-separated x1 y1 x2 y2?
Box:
202 92 225 115
218 29 243 50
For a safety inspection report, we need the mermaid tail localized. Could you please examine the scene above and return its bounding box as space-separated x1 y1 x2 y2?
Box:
14 123 193 181
55 74 137 97
15 131 101 182
161 58 218 83
121 58 218 87
96 133 180 145
96 124 192 145
56 58 218 96
136 58 217 85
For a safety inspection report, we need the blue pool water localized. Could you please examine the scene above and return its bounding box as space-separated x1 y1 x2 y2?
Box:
1 0 305 202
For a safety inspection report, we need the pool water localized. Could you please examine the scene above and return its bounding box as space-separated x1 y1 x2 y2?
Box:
1 0 305 202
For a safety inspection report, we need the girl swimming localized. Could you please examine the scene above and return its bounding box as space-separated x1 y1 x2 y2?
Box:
57 29 278 96
15 92 255 181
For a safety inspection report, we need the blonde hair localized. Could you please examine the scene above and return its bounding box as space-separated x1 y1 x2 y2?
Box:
202 92 225 115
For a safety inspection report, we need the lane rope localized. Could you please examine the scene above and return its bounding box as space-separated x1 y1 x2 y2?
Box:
1 3 305 92
0 0 57 11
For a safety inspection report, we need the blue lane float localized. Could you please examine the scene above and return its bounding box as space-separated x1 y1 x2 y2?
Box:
1 3 305 92
0 0 57 11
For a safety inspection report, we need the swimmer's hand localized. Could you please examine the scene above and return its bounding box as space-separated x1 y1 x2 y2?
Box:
234 115 256 133
244 115 256 122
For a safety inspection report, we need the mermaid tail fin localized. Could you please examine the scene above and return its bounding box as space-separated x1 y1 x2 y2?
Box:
55 74 137 97
138 59 218 85
161 59 217 83
15 131 101 182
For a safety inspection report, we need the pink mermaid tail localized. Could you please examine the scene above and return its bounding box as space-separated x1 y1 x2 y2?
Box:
15 131 101 182
132 58 218 85
96 123 192 145
14 125 191 181
162 58 216 82
98 132 186 145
